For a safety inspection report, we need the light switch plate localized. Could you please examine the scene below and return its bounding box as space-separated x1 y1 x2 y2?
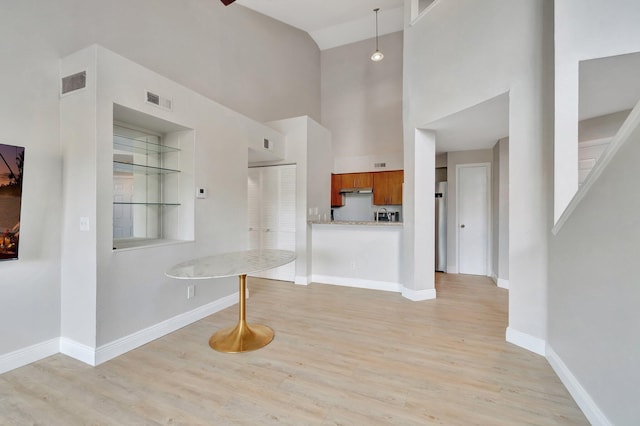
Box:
196 187 207 199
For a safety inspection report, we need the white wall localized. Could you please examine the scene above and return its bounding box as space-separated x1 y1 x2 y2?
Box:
403 0 553 353
579 110 631 142
306 119 333 225
0 0 320 369
549 107 640 426
59 48 100 350
402 129 436 297
0 13 63 360
311 224 403 293
60 46 273 359
550 1 640 422
554 0 640 222
491 139 509 287
258 117 332 285
321 32 404 173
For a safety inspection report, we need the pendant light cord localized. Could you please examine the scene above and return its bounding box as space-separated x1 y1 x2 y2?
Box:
375 8 380 51
371 7 384 61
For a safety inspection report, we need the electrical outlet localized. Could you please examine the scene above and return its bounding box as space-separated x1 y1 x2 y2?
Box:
187 284 195 299
79 217 90 231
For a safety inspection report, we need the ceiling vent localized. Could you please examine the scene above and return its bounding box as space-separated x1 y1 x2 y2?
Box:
146 90 173 111
61 71 86 95
374 162 387 168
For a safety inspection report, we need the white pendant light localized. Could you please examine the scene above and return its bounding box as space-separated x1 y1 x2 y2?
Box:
371 8 384 62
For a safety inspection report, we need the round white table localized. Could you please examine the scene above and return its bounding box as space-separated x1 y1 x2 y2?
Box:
166 249 296 353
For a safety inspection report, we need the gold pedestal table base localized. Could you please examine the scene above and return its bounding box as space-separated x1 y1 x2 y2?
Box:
165 249 296 354
208 274 274 353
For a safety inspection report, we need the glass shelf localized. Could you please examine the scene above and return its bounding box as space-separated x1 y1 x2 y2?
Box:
113 202 181 206
112 122 185 246
113 134 181 155
113 161 180 175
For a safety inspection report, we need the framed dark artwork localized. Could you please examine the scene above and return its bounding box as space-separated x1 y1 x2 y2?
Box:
0 143 24 260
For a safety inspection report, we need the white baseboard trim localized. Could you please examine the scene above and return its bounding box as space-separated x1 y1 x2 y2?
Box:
294 275 309 285
487 274 509 290
0 338 60 374
312 274 401 293
58 293 238 367
546 345 611 426
60 337 97 366
506 326 546 356
402 287 437 301
94 292 238 365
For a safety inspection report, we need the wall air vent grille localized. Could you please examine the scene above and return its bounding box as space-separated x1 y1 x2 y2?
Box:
374 162 387 168
61 71 86 95
145 90 173 111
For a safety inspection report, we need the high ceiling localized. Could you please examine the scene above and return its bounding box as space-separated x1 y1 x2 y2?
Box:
424 93 510 154
236 0 404 50
579 51 640 121
234 0 511 156
237 2 640 155
235 0 510 155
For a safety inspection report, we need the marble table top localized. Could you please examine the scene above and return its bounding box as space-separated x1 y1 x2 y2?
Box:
165 249 296 280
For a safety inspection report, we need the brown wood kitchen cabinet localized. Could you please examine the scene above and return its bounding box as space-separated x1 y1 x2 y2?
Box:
340 172 373 190
331 172 373 207
331 174 344 207
373 170 404 205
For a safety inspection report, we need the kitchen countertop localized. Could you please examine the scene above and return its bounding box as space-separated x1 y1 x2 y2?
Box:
308 220 403 227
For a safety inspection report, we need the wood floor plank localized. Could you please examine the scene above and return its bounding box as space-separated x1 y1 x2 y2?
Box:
0 274 588 425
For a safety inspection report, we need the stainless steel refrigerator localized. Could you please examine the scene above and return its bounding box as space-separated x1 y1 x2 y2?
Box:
435 182 447 272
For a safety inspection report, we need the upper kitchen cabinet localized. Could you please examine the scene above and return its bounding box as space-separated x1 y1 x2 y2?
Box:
373 170 404 205
339 172 373 190
331 174 344 207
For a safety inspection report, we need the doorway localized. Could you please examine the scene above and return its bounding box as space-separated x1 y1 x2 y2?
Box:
456 163 490 275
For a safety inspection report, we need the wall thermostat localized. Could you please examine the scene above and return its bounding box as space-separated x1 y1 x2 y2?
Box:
196 187 207 199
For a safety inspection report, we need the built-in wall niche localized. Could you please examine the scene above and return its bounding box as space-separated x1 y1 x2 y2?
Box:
112 104 195 250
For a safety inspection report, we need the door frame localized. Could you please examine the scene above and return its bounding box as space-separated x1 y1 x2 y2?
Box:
455 162 492 276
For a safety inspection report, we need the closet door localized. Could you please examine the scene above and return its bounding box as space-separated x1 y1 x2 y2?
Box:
247 164 296 281
247 168 262 250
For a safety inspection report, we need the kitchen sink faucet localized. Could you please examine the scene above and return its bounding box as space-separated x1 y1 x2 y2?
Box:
376 207 388 222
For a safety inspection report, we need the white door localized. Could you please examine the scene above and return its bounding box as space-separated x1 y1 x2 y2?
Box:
457 164 489 275
247 168 262 250
247 165 296 281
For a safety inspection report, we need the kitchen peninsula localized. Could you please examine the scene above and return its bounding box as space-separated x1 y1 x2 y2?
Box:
309 219 402 293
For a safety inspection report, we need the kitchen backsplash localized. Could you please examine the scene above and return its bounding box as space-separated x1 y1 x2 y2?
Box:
332 192 402 222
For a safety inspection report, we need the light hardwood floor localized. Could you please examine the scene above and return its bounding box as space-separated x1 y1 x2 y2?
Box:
1 274 588 425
